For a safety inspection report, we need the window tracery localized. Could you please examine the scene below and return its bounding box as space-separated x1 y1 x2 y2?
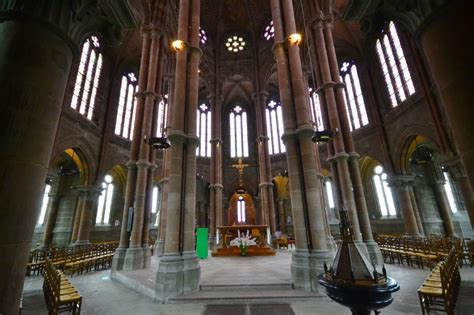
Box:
226 36 246 53
373 165 397 217
340 62 369 131
96 175 114 224
265 99 285 155
114 72 137 140
70 36 103 120
230 105 249 158
197 102 212 157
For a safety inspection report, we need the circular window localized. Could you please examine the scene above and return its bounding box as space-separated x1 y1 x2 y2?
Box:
225 36 246 52
104 175 113 183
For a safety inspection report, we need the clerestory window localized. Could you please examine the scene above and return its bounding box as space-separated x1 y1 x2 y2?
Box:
70 36 103 120
376 21 415 107
230 105 249 158
265 99 285 155
340 62 369 131
196 102 212 157
114 73 137 140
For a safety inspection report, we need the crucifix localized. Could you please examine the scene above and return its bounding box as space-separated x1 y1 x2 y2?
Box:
232 158 249 187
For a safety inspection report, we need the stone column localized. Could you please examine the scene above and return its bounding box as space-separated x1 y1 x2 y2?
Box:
156 0 201 301
388 176 420 236
156 75 175 257
432 180 456 237
0 3 133 312
70 194 85 243
409 186 425 236
113 29 151 271
74 186 102 245
41 190 61 248
277 199 287 233
271 0 332 292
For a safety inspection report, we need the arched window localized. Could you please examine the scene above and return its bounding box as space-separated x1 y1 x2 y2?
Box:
265 99 285 155
70 36 103 120
197 102 212 157
237 196 246 223
37 183 52 225
376 21 415 107
152 185 160 226
308 87 325 131
324 179 336 210
230 105 249 158
443 170 458 213
156 94 168 137
96 175 114 224
115 73 138 140
373 165 397 217
340 62 369 131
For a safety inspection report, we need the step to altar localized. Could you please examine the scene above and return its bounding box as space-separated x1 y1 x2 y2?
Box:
169 283 323 304
211 246 276 257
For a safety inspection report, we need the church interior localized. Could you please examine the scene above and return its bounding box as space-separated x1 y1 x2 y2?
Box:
1 0 474 314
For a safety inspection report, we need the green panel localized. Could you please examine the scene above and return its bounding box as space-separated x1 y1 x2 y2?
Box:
196 228 209 259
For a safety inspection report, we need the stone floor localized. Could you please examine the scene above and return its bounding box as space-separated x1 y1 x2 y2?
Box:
22 250 474 314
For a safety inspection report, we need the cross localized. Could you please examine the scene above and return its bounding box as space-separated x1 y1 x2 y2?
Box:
232 158 249 186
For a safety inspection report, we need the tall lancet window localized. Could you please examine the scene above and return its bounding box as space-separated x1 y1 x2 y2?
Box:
376 21 415 107
70 36 103 120
196 102 212 157
152 185 160 226
156 94 168 137
373 165 397 217
237 196 246 223
115 73 138 140
443 170 458 213
324 179 336 210
96 175 114 224
230 105 249 158
308 87 325 131
340 62 369 131
265 99 285 155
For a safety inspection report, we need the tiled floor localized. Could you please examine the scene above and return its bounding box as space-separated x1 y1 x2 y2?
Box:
22 250 474 314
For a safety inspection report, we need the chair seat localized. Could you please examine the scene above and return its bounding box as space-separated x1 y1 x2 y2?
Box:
419 285 443 295
59 293 81 303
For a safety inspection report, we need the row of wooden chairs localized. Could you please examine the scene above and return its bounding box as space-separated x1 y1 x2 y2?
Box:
27 242 118 277
377 235 472 269
43 259 82 314
62 244 116 276
418 248 461 314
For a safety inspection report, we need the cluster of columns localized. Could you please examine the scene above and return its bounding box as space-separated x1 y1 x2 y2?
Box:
208 92 224 248
113 22 166 271
270 0 333 291
254 91 278 235
155 0 202 301
304 0 383 264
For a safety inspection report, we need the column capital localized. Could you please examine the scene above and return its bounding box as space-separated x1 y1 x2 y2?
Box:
135 91 159 100
73 185 103 199
210 138 223 144
0 0 136 53
309 12 334 29
256 135 269 143
126 160 137 170
386 175 417 191
209 184 224 189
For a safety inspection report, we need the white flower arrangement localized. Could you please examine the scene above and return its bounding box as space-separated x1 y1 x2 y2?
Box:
229 229 257 255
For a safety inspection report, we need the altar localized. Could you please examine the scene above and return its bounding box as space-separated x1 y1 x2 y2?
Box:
211 225 276 257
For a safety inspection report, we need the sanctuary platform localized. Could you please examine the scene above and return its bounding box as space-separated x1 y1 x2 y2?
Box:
212 225 276 256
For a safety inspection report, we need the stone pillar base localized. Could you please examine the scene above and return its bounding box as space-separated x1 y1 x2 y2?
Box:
310 250 335 292
208 236 216 251
111 247 128 272
123 247 144 270
364 241 384 266
291 250 312 291
142 246 152 268
155 240 165 257
155 253 201 302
